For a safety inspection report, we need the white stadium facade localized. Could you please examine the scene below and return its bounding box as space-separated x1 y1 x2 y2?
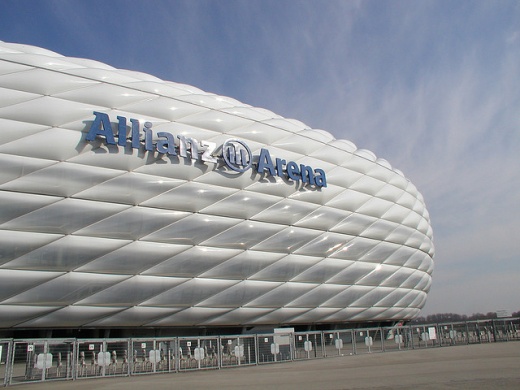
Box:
0 41 434 338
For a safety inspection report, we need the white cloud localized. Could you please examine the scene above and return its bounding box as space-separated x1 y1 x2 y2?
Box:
1 0 519 317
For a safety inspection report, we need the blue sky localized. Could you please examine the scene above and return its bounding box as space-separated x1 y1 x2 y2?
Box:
1 0 519 317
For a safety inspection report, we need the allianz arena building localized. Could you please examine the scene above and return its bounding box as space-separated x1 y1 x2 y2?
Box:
0 41 434 338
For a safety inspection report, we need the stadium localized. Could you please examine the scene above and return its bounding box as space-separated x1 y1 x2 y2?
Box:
0 41 434 338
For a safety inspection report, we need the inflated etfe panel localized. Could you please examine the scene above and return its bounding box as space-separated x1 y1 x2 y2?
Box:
0 41 433 329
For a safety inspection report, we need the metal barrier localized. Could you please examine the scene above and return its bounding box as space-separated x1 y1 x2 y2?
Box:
443 322 467 345
0 318 518 386
76 339 129 379
8 339 74 385
492 319 514 341
257 333 292 364
467 322 483 344
130 338 176 374
410 325 442 348
293 331 325 360
177 336 218 371
322 330 354 357
506 318 520 340
382 326 413 352
353 328 383 354
219 335 256 368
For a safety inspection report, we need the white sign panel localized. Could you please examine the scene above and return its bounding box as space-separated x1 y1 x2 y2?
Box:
234 345 244 358
97 351 111 367
274 328 294 346
496 310 511 318
194 347 205 361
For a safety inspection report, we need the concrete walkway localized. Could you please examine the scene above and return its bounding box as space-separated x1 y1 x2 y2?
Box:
10 342 520 389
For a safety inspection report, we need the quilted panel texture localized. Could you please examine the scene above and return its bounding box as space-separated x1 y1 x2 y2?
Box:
0 41 434 329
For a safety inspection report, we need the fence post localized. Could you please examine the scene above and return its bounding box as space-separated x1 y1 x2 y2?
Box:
491 320 498 342
320 331 325 358
217 336 222 369
254 335 258 365
4 340 13 386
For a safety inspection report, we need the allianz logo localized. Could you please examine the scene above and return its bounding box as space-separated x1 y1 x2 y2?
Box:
86 112 327 188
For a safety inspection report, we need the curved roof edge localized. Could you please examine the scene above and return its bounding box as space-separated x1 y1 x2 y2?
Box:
0 40 411 180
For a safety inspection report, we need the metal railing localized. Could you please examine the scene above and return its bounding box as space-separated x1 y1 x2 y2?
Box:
1 317 518 386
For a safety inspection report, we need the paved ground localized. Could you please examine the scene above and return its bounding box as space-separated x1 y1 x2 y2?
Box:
8 342 520 389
